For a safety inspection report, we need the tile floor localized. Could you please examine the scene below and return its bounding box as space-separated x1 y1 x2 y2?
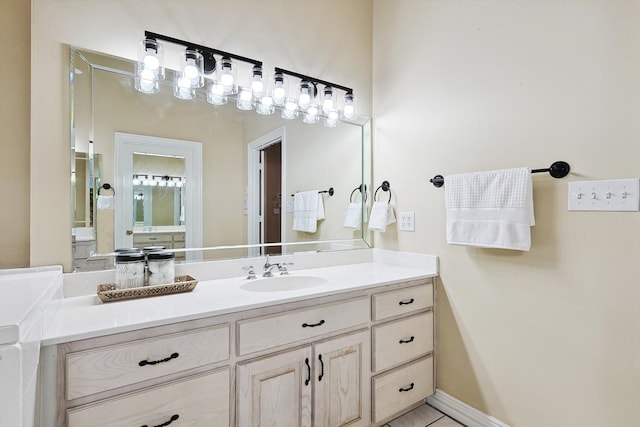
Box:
384 403 465 427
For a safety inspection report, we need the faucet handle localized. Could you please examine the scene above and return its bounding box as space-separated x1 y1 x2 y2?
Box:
278 262 294 275
242 265 257 280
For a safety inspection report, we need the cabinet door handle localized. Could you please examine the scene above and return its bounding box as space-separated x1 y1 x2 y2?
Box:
398 298 415 306
399 336 415 344
318 354 324 382
139 352 179 367
305 357 311 386
399 383 415 392
302 319 325 328
141 413 179 427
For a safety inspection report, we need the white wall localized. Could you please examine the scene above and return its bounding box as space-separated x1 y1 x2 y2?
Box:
373 1 640 426
30 0 373 270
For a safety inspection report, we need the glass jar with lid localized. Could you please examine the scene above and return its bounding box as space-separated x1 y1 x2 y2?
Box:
147 251 176 286
115 252 145 289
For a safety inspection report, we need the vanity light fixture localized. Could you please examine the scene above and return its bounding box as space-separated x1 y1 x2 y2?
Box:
135 31 358 125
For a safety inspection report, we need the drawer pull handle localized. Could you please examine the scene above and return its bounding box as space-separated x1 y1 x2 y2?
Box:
318 354 324 382
302 319 325 328
305 357 311 386
399 383 415 393
139 352 179 367
399 298 415 306
399 336 415 344
141 413 179 427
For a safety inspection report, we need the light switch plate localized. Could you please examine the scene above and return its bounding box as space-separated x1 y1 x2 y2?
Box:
398 211 415 231
568 178 640 211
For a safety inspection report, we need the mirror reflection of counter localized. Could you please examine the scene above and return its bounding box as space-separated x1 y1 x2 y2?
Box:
132 227 186 261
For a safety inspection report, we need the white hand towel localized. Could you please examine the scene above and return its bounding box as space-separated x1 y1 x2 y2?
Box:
368 201 396 232
293 191 322 233
97 195 114 210
444 167 534 251
343 202 362 229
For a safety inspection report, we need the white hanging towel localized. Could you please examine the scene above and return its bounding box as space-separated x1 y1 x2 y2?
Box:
343 202 362 229
444 167 535 251
368 201 396 232
97 195 114 210
292 191 324 233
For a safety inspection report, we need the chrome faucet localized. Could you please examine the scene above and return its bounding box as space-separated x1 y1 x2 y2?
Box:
263 255 278 277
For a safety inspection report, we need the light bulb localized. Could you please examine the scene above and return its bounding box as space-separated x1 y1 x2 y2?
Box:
184 59 199 80
207 81 227 105
322 87 335 114
237 87 254 110
273 86 286 105
143 50 159 71
251 80 264 96
132 177 141 186
342 93 357 120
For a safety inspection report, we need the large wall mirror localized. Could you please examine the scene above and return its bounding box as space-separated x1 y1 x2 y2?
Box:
71 47 372 271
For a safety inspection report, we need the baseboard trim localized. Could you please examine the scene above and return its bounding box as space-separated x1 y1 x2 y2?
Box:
427 389 511 427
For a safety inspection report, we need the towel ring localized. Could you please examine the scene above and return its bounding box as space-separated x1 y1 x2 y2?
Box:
98 183 115 195
374 181 391 203
349 184 367 203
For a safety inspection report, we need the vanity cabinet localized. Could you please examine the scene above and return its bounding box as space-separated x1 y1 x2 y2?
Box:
133 231 186 260
370 281 435 425
237 329 369 427
42 275 436 427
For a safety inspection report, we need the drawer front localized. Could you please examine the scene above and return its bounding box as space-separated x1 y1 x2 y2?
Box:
66 324 230 400
372 356 434 423
373 311 433 372
372 282 433 321
238 297 369 355
133 233 173 245
67 368 229 427
173 233 186 242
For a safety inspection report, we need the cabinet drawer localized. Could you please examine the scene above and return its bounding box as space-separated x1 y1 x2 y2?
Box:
372 356 434 423
237 297 369 355
66 324 230 400
133 233 172 245
173 233 186 242
373 311 433 372
372 282 433 321
67 368 229 427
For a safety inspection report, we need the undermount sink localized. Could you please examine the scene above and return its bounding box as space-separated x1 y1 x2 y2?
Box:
240 275 327 292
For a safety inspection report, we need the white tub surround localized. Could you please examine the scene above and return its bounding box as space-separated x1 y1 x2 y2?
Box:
0 267 63 427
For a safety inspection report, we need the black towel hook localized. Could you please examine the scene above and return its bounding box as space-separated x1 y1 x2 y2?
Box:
349 184 367 203
98 183 115 195
374 180 391 203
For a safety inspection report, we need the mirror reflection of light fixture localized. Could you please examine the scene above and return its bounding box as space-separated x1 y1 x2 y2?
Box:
133 174 184 187
137 31 358 126
281 98 298 120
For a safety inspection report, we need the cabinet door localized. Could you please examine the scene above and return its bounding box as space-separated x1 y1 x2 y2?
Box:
313 329 370 427
237 346 313 427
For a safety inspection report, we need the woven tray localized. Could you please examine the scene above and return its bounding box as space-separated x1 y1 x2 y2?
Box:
97 275 198 303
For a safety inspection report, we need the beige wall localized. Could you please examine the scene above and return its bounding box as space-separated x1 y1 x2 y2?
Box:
31 0 373 270
0 0 30 268
373 1 640 426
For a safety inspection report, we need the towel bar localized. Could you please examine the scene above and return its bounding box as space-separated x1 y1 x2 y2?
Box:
98 183 115 195
429 161 570 188
291 187 334 197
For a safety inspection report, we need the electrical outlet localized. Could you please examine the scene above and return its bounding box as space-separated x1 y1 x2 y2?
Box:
398 211 415 231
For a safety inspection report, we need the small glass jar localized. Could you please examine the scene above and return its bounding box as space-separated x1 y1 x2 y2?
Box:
115 252 145 289
146 251 176 286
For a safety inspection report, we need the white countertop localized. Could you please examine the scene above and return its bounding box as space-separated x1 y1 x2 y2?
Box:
42 260 436 346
